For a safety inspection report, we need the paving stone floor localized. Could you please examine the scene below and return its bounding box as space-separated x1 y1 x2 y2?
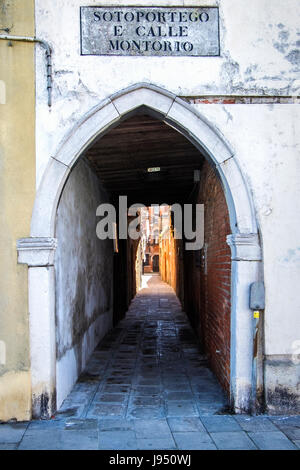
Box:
1 275 299 450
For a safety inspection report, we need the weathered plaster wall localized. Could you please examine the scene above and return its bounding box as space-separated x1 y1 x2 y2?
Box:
55 158 113 407
197 161 231 394
0 0 35 421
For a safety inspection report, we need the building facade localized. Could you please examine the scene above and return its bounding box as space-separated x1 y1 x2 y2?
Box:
0 0 300 421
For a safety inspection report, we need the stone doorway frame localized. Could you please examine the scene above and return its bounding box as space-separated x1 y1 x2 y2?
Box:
17 83 262 418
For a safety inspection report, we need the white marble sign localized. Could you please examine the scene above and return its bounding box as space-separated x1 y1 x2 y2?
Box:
80 7 220 56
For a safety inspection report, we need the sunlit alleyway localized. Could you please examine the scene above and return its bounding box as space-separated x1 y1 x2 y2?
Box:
1 275 298 450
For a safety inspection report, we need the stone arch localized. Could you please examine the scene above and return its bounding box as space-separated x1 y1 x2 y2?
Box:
17 83 262 417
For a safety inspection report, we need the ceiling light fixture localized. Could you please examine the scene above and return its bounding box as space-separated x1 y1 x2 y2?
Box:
147 167 161 173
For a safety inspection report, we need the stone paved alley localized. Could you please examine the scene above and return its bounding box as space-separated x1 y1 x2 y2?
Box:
0 275 299 450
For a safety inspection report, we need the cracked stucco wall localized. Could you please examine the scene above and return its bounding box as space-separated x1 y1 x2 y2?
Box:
55 159 114 407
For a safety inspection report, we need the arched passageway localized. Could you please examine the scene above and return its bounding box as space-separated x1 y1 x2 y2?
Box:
54 112 232 409
17 84 262 419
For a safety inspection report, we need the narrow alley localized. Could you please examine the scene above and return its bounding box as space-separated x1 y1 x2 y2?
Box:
1 275 298 450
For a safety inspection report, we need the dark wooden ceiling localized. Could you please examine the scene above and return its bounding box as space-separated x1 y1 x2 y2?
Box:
84 114 205 205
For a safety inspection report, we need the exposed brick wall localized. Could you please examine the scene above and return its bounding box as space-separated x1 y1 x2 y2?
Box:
144 244 159 273
185 160 232 395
